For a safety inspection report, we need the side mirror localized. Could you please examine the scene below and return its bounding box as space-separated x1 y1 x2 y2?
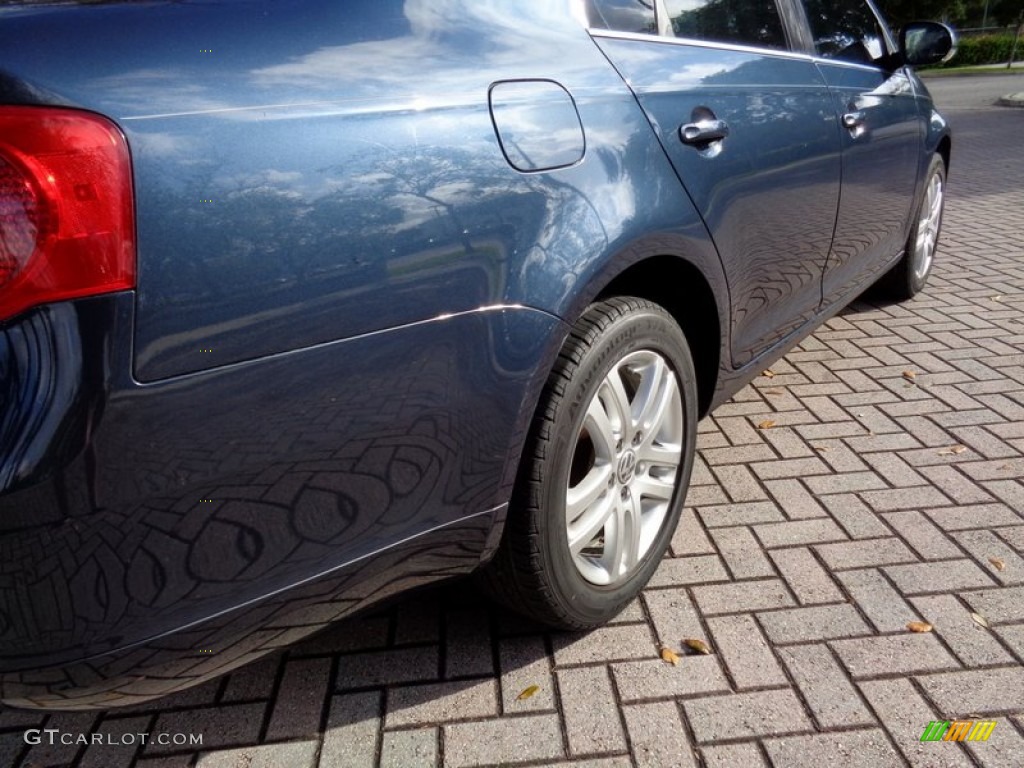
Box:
900 21 958 67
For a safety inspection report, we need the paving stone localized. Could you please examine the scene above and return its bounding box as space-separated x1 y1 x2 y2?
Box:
710 526 776 579
394 599 441 645
265 657 331 741
858 678 974 768
385 680 497 728
764 479 828 519
498 635 556 714
831 633 959 678
962 586 1024 622
770 547 844 604
964 718 1024 768
443 713 564 767
994 524 1024 552
919 464 995 504
77 716 152 768
911 595 1015 666
759 603 871 644
623 701 697 768
818 493 892 538
706 614 786 689
762 729 904 768
682 689 812 742
779 644 874 729
691 578 794 615
918 666 1024 716
860 486 953 512
197 741 317 768
670 508 716 555
995 623 1024 659
380 728 437 768
319 692 381 768
219 657 281 702
926 503 1023 530
697 501 785 527
952 529 1024 586
882 510 964 560
699 742 768 768
712 463 769 502
149 704 262 754
444 608 493 678
885 559 997 595
754 518 848 549
296 614 391 654
335 646 440 689
804 471 889 496
646 555 730 586
611 656 730 702
558 666 627 756
815 537 918 570
553 624 655 666
642 587 705 647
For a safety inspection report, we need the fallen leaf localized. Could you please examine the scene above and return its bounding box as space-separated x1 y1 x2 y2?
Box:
660 645 681 666
989 557 1006 572
763 388 785 397
812 444 831 453
516 685 540 701
683 638 712 655
757 419 777 430
907 621 933 633
762 369 775 379
937 445 967 455
971 613 990 629
998 464 1013 471
903 370 917 380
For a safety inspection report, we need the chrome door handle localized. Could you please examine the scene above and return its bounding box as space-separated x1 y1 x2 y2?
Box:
679 118 730 145
842 110 867 129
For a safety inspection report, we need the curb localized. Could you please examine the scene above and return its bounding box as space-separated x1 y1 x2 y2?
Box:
997 92 1024 106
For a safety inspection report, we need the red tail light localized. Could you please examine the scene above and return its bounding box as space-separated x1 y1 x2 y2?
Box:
0 106 135 322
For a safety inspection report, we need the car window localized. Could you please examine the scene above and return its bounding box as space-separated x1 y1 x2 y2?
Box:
663 0 788 51
802 0 889 65
587 0 658 34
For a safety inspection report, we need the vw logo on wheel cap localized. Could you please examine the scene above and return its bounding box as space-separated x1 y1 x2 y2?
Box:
616 450 637 485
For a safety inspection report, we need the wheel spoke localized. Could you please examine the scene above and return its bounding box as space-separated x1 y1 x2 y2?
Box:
564 346 688 587
605 493 643 576
632 356 666 432
600 369 632 438
566 462 613 523
636 438 682 469
632 473 676 503
583 397 616 460
567 487 615 555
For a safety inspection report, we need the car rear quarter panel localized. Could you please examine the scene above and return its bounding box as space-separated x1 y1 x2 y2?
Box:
0 0 730 705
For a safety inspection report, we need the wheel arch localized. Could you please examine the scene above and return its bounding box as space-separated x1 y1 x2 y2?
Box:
594 254 723 419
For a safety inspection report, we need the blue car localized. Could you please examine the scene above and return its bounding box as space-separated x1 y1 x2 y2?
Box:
0 0 954 709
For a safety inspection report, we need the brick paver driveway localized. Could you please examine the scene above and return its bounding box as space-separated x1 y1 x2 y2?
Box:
2 75 1023 768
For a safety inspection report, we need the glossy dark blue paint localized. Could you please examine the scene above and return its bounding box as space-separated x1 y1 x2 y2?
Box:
815 61 922 306
593 35 843 367
0 0 950 708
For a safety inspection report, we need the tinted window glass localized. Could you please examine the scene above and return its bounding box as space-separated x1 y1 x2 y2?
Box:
664 0 787 50
803 0 888 64
587 0 658 34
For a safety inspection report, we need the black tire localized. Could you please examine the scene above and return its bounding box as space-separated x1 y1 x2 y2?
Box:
481 297 698 629
877 153 946 301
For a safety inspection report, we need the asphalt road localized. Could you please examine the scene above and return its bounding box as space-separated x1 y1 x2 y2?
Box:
924 72 1024 111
